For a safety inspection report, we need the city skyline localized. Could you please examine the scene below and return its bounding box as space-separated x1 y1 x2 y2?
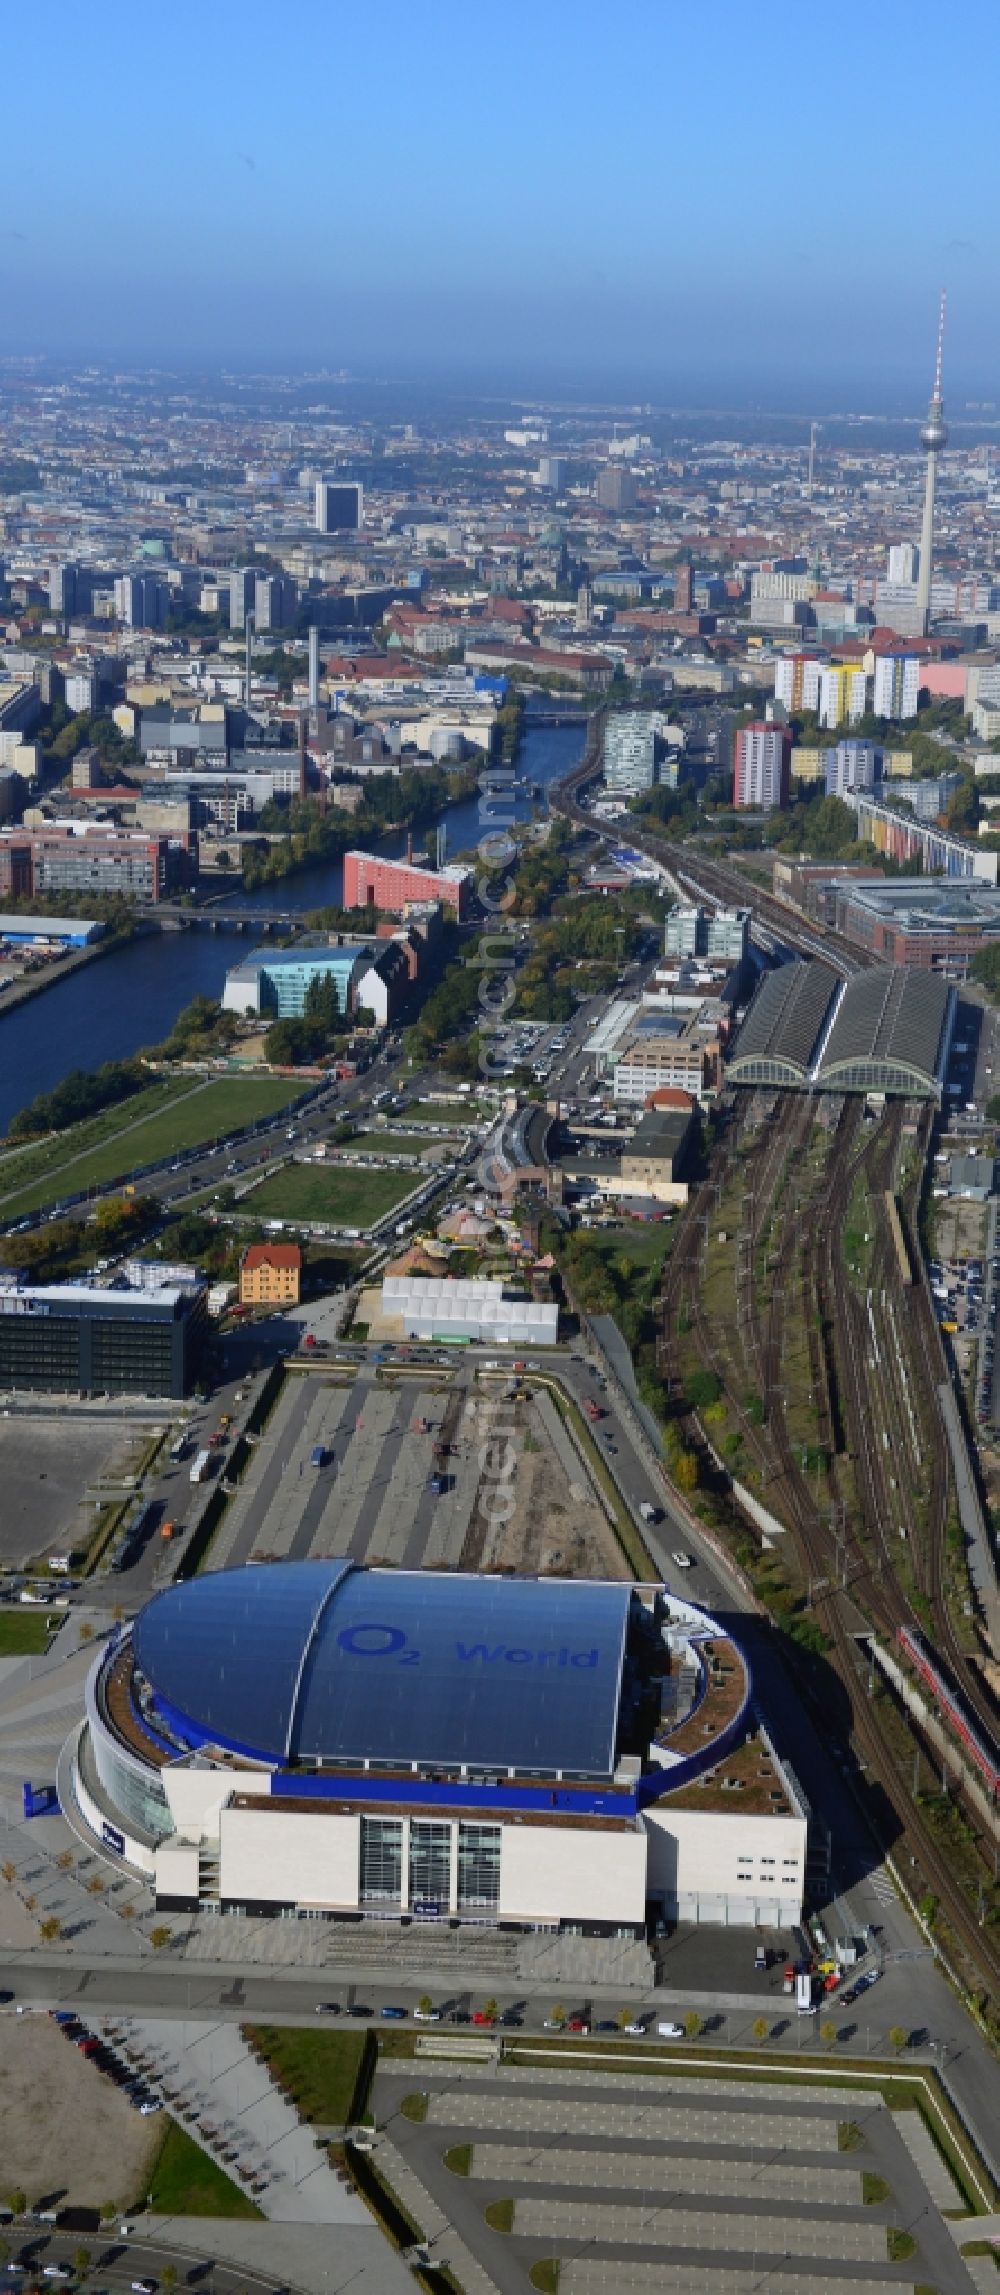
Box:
1 1 999 405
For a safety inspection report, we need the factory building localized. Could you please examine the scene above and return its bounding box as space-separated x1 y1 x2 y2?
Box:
68 1562 809 1932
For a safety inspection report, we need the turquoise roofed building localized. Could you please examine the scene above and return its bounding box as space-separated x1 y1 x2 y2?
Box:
221 944 369 1019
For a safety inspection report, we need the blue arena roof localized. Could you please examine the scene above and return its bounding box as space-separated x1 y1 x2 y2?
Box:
131 1562 631 1778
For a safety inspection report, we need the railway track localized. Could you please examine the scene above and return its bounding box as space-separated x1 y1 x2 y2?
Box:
660 1091 1000 2000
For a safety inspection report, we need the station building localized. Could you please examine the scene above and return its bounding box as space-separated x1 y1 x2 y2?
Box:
726 961 956 1100
68 1563 809 1932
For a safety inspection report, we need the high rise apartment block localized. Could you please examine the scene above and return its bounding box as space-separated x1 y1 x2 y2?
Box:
873 653 920 720
733 724 791 810
603 713 661 797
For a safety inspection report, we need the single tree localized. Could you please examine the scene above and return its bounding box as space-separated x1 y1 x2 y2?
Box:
55 1851 73 1872
616 2007 633 2030
149 1925 172 1950
549 2002 566 2028
683 2010 702 2041
751 2016 770 2046
417 1995 433 2017
1 1862 16 1885
481 1997 498 2024
98 2205 117 2225
888 2025 909 2056
73 2248 91 2279
38 1916 61 1943
6 2193 25 2219
819 2019 837 2050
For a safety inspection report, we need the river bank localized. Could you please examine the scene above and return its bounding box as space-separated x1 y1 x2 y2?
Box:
0 714 588 1134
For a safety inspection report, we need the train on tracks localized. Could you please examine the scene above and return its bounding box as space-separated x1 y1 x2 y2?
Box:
898 1624 1000 1799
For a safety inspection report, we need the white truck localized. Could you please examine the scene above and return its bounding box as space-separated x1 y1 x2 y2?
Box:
796 1972 816 2014
189 1448 212 1486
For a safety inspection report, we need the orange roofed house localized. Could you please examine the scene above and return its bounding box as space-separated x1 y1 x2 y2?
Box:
239 1242 302 1308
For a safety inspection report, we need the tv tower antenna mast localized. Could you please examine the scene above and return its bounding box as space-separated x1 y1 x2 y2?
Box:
807 420 818 499
916 291 948 631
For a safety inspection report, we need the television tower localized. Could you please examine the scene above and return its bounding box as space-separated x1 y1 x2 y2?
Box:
916 291 948 631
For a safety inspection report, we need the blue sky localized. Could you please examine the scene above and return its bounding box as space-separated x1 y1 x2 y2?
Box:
2 0 998 406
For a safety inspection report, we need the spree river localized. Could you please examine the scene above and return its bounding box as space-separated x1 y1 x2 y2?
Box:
0 712 587 1136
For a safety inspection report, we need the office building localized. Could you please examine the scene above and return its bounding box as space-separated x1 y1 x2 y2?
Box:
0 1274 206 1398
664 904 750 962
603 713 660 797
315 481 363 534
733 723 791 810
873 653 920 721
114 574 167 630
0 824 195 903
229 568 256 632
596 466 636 513
221 944 369 1019
254 574 298 633
239 1242 302 1309
537 456 566 491
342 850 472 921
888 544 921 585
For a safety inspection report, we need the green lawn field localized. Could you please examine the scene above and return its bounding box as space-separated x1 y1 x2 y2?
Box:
246 1161 420 1228
355 1130 446 1157
0 1611 56 1654
0 1076 304 1219
148 2120 262 2217
244 2026 369 2125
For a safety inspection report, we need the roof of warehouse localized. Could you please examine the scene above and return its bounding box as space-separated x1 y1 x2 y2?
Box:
817 967 951 1087
729 960 839 1078
132 1561 631 1777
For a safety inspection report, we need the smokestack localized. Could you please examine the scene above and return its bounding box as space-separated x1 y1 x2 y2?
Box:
308 624 320 709
298 712 307 800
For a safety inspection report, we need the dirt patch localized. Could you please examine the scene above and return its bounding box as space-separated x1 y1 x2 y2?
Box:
460 1388 628 1581
0 1416 149 1568
0 2016 160 2207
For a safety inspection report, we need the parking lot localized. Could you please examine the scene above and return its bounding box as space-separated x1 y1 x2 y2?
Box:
375 2059 976 2295
209 1364 626 1581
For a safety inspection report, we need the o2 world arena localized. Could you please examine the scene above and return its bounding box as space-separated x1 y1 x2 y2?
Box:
69 1561 808 1933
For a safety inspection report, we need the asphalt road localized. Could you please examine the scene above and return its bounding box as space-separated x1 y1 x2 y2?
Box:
2 2229 290 2295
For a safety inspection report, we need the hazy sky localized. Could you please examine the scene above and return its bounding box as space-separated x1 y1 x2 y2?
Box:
2 0 998 408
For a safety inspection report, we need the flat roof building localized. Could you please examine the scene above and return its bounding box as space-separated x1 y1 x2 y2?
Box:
222 944 368 1019
380 1274 558 1346
0 1275 207 1398
342 850 473 921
